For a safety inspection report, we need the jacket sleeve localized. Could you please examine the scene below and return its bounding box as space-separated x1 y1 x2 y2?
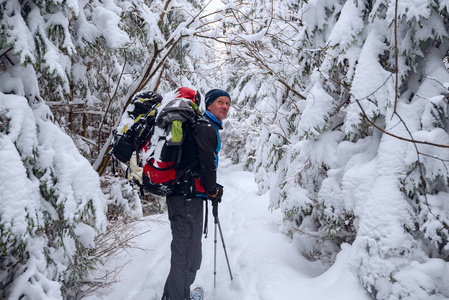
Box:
194 120 218 195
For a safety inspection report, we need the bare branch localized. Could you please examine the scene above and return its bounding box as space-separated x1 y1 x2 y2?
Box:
355 99 449 148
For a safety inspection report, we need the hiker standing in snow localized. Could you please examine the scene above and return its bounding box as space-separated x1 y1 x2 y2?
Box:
162 88 231 300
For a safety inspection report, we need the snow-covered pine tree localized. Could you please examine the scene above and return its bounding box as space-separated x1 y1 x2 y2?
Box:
0 95 107 298
0 0 134 163
223 0 449 298
0 0 119 298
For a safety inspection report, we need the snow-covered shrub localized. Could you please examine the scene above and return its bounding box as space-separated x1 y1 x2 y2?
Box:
100 173 166 220
103 176 143 220
0 81 106 298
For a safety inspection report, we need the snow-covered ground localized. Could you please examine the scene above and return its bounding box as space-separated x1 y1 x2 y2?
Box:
89 159 370 300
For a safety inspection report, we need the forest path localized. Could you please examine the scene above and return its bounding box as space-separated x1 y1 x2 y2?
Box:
89 159 369 300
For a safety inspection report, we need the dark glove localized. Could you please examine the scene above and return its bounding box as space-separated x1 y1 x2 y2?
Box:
207 184 223 203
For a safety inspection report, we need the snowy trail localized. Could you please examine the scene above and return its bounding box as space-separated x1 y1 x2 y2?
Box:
91 159 369 300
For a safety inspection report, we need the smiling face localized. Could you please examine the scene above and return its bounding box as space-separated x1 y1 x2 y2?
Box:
207 96 231 122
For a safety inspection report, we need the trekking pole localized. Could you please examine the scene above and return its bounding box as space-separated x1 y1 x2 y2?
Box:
217 216 233 282
214 218 218 288
212 202 233 286
213 201 218 288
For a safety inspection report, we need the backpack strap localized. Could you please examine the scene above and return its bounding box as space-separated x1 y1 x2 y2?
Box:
173 160 197 182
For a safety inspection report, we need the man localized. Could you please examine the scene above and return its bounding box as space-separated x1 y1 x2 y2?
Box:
162 88 231 300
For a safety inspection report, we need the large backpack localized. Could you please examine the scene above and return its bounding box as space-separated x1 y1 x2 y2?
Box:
111 87 202 196
111 91 163 164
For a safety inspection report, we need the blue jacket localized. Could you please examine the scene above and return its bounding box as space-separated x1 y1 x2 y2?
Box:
204 111 222 168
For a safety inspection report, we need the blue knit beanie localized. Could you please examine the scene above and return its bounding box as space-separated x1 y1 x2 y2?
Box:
205 89 231 108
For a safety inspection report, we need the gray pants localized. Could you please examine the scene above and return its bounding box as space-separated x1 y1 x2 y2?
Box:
162 195 204 300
